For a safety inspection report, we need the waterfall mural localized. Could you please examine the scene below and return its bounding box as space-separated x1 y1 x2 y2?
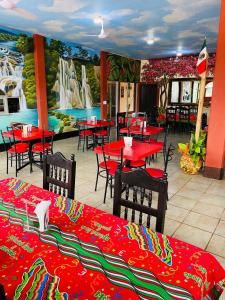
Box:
45 38 100 133
0 26 37 144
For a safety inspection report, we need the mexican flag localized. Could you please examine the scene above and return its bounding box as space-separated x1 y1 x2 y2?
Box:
196 39 208 76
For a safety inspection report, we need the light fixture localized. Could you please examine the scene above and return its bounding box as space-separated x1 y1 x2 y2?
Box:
94 16 103 25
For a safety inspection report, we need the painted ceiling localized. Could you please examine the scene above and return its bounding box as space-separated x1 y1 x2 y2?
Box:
0 0 221 59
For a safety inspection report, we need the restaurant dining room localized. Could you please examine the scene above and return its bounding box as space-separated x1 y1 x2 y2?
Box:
0 0 225 299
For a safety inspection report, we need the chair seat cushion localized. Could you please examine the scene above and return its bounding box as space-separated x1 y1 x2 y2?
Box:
95 130 108 137
32 142 52 153
145 167 165 178
130 160 146 167
80 130 93 137
99 160 118 169
8 143 29 153
109 166 131 176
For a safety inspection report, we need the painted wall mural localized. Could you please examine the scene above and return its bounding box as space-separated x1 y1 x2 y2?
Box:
0 26 37 143
45 39 101 133
107 53 140 83
141 54 216 108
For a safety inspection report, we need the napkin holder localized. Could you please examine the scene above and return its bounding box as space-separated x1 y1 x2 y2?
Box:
91 116 97 122
124 136 133 147
27 124 32 132
34 200 51 232
22 125 28 137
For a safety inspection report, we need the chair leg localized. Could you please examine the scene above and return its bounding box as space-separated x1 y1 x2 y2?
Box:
110 176 113 198
95 167 99 191
103 175 109 203
77 136 81 150
30 151 33 173
6 152 9 174
15 153 18 177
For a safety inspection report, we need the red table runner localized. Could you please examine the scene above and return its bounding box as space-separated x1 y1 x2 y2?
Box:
0 178 224 300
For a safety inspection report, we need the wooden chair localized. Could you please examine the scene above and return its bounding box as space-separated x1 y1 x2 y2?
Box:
113 168 168 233
43 152 76 199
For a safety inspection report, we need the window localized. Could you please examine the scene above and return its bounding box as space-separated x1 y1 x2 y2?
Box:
169 79 212 105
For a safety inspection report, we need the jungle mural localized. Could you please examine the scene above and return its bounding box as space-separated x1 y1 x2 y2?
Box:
0 26 37 143
107 53 140 83
45 39 100 133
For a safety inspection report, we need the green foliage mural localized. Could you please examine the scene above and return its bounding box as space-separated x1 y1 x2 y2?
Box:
16 34 36 108
107 53 140 82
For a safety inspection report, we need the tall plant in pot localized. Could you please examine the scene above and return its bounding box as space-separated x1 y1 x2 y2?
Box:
178 132 207 174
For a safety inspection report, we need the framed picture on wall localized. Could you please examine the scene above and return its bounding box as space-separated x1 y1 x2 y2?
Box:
121 86 124 98
181 81 192 103
171 81 179 103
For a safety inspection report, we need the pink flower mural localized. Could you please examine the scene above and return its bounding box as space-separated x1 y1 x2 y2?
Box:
141 54 216 107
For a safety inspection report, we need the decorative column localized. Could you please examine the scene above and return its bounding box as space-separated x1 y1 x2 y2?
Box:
204 1 225 179
100 51 108 119
33 34 48 129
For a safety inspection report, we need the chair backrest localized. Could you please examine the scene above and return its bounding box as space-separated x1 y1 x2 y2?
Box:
164 143 175 173
40 129 54 152
113 168 168 233
116 113 126 138
166 107 176 121
179 107 190 122
43 152 76 199
102 144 124 171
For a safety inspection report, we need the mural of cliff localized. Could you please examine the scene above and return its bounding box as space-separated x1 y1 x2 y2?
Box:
45 39 100 133
107 53 140 83
0 28 36 109
141 54 216 108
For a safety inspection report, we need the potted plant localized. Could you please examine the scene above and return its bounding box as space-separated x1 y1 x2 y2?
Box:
178 132 207 174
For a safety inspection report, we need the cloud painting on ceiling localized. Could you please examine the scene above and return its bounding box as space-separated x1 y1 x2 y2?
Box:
0 0 220 59
45 37 100 133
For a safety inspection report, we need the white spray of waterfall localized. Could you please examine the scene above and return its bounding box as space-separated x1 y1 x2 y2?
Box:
0 49 27 111
53 58 93 109
55 58 84 109
81 65 93 109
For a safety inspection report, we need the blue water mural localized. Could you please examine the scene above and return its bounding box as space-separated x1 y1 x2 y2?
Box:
0 107 100 143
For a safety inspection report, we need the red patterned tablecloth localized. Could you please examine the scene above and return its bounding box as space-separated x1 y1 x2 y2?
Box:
0 178 224 300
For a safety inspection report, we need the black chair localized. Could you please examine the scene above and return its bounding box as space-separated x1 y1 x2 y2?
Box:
43 152 76 199
116 112 126 139
178 107 190 132
0 284 6 300
166 107 177 131
1 127 30 177
77 118 94 151
113 168 168 233
30 129 54 171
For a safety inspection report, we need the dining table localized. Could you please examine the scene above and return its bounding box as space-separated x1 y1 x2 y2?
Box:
3 127 54 142
77 120 112 128
120 125 164 136
0 177 224 299
95 139 163 162
2 127 55 172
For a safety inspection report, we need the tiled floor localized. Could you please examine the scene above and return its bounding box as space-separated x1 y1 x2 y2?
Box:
0 132 225 270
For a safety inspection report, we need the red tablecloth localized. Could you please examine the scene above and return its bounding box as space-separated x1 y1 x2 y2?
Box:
0 178 224 300
120 126 164 136
78 120 112 127
95 140 163 161
3 128 54 142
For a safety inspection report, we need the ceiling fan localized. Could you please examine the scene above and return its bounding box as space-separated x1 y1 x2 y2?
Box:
86 17 108 39
0 0 36 20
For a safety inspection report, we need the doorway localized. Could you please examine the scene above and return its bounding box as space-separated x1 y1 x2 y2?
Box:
107 81 118 120
140 84 158 114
